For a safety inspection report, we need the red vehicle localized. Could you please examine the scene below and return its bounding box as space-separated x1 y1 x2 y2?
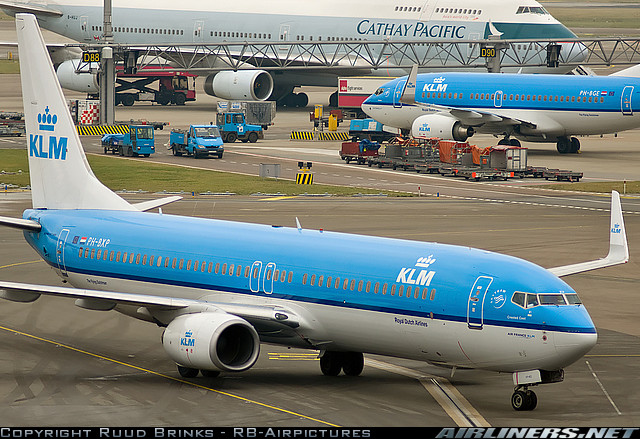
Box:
112 68 197 107
339 140 381 164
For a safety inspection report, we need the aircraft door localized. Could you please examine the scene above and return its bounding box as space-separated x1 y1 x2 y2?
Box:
467 276 493 329
250 261 262 292
494 90 503 108
393 80 407 108
263 262 276 294
80 16 90 41
622 86 634 115
419 0 437 21
193 20 205 42
56 229 70 277
279 25 290 41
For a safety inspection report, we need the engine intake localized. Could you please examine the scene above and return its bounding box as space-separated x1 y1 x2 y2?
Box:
204 70 273 101
162 312 260 372
411 114 474 142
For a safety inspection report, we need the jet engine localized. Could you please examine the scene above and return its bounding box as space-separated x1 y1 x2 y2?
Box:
56 59 99 93
204 70 273 101
162 312 260 372
411 114 475 142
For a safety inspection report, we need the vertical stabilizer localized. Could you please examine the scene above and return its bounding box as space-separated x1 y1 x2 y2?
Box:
16 14 133 210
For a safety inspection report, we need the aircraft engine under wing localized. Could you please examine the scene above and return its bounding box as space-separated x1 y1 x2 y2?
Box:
56 59 99 93
204 70 274 101
411 113 475 142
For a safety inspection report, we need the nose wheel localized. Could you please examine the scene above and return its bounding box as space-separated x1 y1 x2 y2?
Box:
511 385 538 411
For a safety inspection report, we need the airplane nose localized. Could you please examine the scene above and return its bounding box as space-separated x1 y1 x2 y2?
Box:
554 330 597 366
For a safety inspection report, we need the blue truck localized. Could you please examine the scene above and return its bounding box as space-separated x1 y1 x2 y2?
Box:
215 112 263 143
169 125 224 158
101 125 155 157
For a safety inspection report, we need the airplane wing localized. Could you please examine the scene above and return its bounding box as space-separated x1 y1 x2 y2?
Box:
0 1 62 16
0 280 301 328
400 64 537 129
548 191 629 277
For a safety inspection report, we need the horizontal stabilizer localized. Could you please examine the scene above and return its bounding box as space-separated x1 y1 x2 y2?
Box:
548 191 629 277
610 64 640 78
133 196 183 212
0 215 41 232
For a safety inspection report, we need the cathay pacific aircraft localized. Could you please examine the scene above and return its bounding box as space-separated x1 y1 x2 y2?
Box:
362 64 640 153
0 14 629 412
0 0 582 106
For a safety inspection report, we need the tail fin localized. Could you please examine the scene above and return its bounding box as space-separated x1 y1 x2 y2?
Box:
16 13 133 210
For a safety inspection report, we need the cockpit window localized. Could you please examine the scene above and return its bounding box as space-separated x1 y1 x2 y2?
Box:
516 6 548 14
565 293 582 305
526 293 539 308
511 292 525 308
538 294 567 305
374 88 384 95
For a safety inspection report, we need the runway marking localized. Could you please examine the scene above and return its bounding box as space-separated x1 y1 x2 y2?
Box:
0 324 340 427
260 196 298 201
586 360 622 415
365 358 490 427
268 353 319 361
0 260 43 270
586 354 640 357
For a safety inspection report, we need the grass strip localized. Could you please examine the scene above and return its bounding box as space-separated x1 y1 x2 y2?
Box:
533 181 640 194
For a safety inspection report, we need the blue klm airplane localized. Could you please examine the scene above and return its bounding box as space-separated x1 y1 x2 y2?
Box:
362 64 640 154
0 14 630 412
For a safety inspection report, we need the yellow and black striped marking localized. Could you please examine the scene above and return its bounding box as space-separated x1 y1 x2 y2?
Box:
318 132 350 141
296 171 313 185
76 125 130 136
290 131 315 140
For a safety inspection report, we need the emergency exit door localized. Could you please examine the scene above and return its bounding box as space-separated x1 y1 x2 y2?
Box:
56 229 70 277
622 86 634 115
467 276 493 329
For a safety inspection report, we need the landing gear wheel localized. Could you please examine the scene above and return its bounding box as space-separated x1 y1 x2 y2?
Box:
118 145 124 156
342 352 364 376
525 390 537 410
126 146 133 157
201 369 221 378
157 93 171 106
320 352 343 376
248 131 259 143
122 94 135 107
177 365 199 378
556 137 570 154
226 132 237 143
295 92 309 108
570 137 580 153
329 91 338 107
511 388 537 411
509 138 521 147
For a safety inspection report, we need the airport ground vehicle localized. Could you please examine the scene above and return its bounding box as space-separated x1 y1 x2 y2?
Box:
170 125 224 158
113 70 196 107
215 112 263 143
217 101 276 130
348 118 396 143
339 139 381 164
101 125 155 157
337 77 396 115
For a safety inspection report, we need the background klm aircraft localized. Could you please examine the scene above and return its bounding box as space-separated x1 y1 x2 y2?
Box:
0 0 582 106
362 65 640 153
0 14 629 413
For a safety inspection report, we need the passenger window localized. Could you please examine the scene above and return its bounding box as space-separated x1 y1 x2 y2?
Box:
128 253 134 263
78 248 83 258
406 286 412 298
229 264 234 275
135 254 140 264
274 269 280 281
526 293 539 308
512 292 525 308
422 288 428 300
179 259 184 269
215 263 220 274
244 266 250 277
142 254 147 265
222 263 227 275
253 266 259 278
311 274 316 286
186 260 192 270
391 284 396 296
430 289 436 300
303 273 307 285
335 277 340 289
366 281 371 293
343 279 349 290
266 269 272 280
85 248 90 258
156 256 162 267
358 280 363 292
288 272 292 283
327 276 332 288
172 258 177 269
149 255 154 266
281 270 287 282
398 285 404 297
97 249 102 260
204 262 209 272
350 280 355 291
374 282 379 294
318 275 323 287
165 258 169 268
414 288 420 299
109 251 114 261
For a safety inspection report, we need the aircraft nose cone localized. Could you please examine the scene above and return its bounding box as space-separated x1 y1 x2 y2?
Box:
554 330 597 366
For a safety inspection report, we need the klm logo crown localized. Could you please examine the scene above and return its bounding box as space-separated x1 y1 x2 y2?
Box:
38 106 58 132
433 76 446 83
185 330 193 338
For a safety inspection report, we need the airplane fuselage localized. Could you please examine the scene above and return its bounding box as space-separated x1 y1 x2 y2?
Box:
22 207 597 373
363 72 640 141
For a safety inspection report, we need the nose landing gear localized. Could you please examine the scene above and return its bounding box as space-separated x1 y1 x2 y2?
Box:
511 385 538 411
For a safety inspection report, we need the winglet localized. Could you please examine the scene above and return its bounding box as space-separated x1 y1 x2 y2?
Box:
548 191 629 277
399 64 418 106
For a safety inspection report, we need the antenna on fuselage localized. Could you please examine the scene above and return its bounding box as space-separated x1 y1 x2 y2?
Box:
295 217 302 233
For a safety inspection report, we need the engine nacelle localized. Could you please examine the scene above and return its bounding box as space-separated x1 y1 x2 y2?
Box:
56 59 99 93
204 70 273 101
162 312 260 372
411 114 474 142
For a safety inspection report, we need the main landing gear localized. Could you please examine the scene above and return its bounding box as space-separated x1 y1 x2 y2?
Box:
498 137 521 147
556 136 580 154
320 351 364 376
277 92 309 108
176 365 221 379
511 385 538 411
